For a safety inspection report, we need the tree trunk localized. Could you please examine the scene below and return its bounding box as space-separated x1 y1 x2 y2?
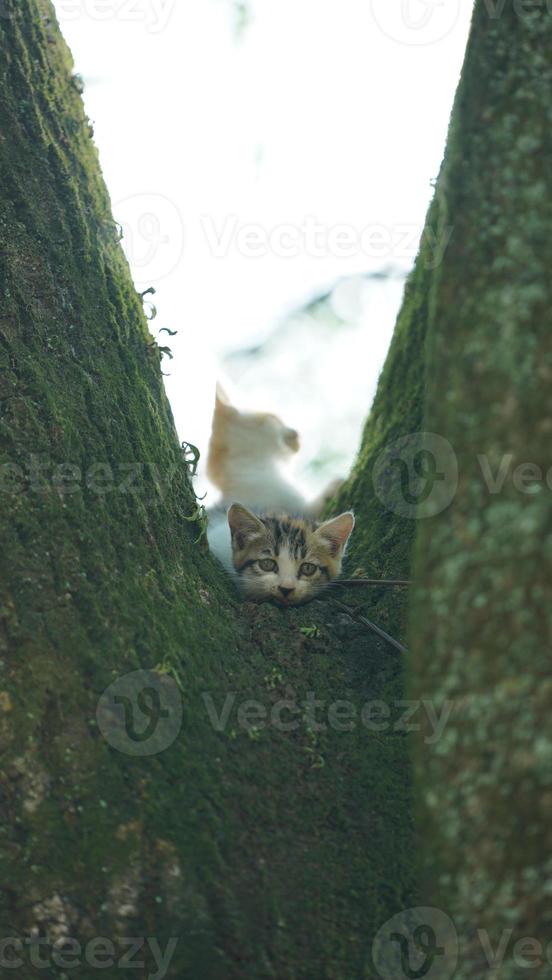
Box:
0 3 415 977
409 3 552 976
3 1 547 977
336 2 552 977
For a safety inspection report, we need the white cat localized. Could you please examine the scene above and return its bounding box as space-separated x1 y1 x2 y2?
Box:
206 385 343 572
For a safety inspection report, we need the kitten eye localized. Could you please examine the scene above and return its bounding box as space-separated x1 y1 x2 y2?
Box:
258 558 278 572
300 562 318 577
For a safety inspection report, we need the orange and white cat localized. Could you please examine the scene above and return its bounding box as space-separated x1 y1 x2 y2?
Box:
206 384 307 514
206 385 353 604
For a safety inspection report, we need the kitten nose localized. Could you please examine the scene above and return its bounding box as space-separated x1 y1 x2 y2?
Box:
278 586 295 598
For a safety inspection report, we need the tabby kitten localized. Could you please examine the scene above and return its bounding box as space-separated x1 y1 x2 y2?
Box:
226 504 355 607
205 384 352 605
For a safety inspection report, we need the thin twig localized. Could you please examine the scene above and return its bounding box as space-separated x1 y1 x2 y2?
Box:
332 578 411 588
331 598 408 655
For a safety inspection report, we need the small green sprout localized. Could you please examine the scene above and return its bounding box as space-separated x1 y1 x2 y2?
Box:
184 503 209 543
181 442 201 477
299 625 320 639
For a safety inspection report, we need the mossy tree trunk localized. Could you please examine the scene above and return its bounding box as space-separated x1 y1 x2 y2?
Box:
336 2 552 977
0 3 416 978
409 3 552 977
3 2 546 978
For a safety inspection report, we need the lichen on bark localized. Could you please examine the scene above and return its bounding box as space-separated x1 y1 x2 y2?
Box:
408 3 552 977
335 4 552 976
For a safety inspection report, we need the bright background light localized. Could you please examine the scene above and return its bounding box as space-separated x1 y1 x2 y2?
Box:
54 0 474 500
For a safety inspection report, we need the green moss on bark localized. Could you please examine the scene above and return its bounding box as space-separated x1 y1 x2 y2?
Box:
333 5 552 976
0 3 416 976
407 3 552 977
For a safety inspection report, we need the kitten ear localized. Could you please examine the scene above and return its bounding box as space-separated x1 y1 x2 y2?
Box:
215 382 236 414
315 512 355 557
227 503 266 550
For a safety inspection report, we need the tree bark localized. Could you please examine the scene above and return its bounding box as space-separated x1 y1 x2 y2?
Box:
0 3 415 977
337 2 552 977
4 1 547 977
413 1 552 973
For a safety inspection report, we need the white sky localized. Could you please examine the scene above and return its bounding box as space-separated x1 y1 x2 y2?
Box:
53 0 474 487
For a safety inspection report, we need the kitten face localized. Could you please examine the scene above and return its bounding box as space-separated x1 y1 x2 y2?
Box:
227 504 355 606
207 387 299 489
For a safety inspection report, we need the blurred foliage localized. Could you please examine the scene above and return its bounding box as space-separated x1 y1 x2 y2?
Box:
222 269 408 492
215 0 252 39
